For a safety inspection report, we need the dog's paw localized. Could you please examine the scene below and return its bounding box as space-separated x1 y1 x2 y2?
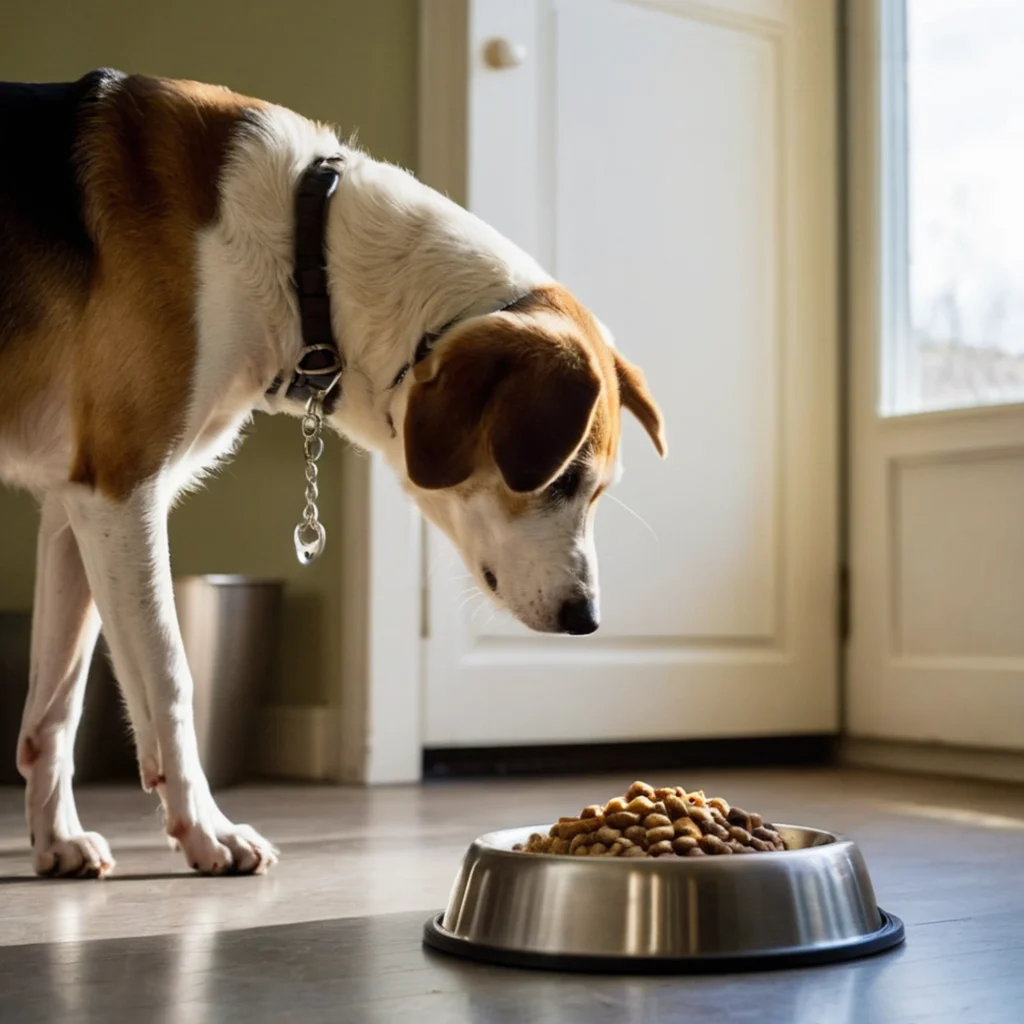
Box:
33 832 115 879
218 822 279 874
168 819 278 876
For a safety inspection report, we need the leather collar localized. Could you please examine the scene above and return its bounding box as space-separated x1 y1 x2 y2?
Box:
387 291 537 392
267 155 347 410
267 156 539 422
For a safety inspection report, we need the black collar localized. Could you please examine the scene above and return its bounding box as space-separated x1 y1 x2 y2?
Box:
267 155 347 410
267 157 538 416
387 291 537 392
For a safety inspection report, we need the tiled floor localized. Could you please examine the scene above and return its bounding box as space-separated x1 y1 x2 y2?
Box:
1 768 1023 1023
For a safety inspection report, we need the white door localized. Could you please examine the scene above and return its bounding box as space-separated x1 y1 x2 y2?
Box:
847 0 1024 750
420 0 839 747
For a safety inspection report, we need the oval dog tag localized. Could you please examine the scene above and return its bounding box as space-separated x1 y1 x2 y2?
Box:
294 521 326 565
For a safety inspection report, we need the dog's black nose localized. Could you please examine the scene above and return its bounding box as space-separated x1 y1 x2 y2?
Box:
558 597 599 635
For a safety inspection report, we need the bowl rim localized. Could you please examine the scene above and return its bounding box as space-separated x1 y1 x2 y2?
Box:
472 823 851 862
425 909 906 972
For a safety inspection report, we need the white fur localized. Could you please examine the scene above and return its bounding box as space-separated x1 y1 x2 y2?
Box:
9 101 610 878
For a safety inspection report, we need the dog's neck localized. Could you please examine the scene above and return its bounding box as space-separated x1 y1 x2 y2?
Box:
211 105 549 450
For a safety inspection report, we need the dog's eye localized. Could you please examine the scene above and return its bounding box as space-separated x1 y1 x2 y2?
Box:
547 463 583 503
483 569 498 592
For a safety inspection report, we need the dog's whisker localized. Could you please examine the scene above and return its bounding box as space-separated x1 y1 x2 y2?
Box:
606 492 659 544
462 595 489 623
471 595 494 629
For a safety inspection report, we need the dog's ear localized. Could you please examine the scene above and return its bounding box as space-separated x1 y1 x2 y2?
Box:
489 332 602 493
404 320 602 492
402 326 508 490
613 351 667 457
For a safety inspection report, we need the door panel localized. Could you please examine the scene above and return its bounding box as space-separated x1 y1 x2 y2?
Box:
423 0 838 747
555 0 779 641
847 0 1024 750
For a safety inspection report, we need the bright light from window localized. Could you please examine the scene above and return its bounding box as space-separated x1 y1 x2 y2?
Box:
890 0 1024 413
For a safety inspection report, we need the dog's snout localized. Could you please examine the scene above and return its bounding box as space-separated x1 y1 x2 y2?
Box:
558 596 599 635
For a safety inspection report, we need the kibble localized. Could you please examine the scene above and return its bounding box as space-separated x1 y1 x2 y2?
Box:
569 833 590 854
646 825 675 844
626 781 656 801
606 811 641 829
665 795 689 820
673 817 702 840
513 782 787 858
687 805 713 828
624 825 648 844
625 796 657 816
699 834 731 855
643 813 672 830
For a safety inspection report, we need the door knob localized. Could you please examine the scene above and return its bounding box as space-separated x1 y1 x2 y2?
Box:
483 38 527 70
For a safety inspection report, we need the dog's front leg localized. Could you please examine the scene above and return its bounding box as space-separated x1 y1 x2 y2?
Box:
64 479 278 875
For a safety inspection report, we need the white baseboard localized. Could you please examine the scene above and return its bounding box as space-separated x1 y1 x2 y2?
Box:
842 737 1024 785
255 705 335 782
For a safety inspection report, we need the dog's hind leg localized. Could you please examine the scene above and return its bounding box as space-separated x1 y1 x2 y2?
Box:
17 494 115 878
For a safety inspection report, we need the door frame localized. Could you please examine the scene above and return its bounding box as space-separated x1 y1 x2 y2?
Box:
845 0 1024 757
335 450 422 784
331 0 469 785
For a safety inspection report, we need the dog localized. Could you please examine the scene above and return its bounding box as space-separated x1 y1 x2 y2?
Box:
0 70 665 878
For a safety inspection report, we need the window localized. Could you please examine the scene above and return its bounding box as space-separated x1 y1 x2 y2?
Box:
882 0 1024 415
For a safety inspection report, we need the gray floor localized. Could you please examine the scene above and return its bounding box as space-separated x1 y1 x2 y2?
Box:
2 769 1023 1023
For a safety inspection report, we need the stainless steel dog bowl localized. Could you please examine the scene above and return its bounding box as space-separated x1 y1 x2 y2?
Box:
423 825 904 973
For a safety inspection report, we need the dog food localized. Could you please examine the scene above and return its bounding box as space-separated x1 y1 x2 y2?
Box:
512 781 786 857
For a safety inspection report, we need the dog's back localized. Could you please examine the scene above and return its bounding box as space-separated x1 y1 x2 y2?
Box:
0 70 265 495
0 71 111 356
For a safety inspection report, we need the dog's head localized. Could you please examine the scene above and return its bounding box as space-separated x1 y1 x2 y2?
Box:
396 285 665 634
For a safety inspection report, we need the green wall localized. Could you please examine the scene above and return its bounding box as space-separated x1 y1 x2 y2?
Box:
0 0 418 705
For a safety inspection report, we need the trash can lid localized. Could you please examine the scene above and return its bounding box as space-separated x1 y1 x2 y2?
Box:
173 574 285 587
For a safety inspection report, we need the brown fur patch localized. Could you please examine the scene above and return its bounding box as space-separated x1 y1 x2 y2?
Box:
404 282 665 502
515 285 622 475
405 312 602 493
613 352 667 456
0 72 264 499
505 284 666 479
68 76 264 497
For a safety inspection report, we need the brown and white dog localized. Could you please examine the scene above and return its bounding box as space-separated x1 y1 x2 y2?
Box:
0 70 664 878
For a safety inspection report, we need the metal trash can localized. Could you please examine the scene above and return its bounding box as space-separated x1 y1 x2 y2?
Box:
174 575 283 790
1 577 280 790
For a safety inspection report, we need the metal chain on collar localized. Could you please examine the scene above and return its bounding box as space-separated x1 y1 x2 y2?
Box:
293 392 328 564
